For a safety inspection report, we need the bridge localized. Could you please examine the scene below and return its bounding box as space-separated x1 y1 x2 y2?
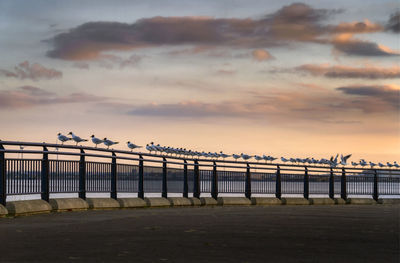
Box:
0 140 399 205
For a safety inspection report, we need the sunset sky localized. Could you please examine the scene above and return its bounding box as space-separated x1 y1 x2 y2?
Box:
0 0 399 163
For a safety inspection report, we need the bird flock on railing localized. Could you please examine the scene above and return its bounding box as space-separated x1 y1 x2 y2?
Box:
56 132 399 168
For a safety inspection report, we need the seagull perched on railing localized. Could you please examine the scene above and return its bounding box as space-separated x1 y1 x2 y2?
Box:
68 132 88 146
232 154 240 161
281 157 289 163
351 161 359 167
103 138 118 149
254 155 263 162
127 141 142 151
241 153 252 161
57 133 71 145
340 154 352 166
378 162 385 168
90 135 103 148
394 161 399 168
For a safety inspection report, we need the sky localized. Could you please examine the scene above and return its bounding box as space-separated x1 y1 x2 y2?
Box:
0 0 399 163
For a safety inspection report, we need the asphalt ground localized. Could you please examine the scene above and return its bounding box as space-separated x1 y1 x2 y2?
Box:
0 205 399 263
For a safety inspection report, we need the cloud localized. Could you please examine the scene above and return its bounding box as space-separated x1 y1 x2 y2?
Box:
336 85 400 111
252 49 274 61
0 86 105 109
72 62 90 70
46 3 341 60
333 20 383 34
295 64 400 79
386 11 400 33
124 83 398 122
331 33 399 56
0 61 62 80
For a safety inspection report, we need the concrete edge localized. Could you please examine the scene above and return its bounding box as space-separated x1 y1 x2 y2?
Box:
86 198 121 210
49 198 89 212
6 200 52 216
282 198 311 205
188 197 201 206
117 198 147 208
309 198 336 205
167 197 192 206
0 204 8 217
144 197 171 207
378 198 400 205
200 197 218 206
251 197 283 205
346 198 377 205
217 197 251 206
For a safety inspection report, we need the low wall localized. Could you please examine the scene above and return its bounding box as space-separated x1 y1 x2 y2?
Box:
1 197 399 217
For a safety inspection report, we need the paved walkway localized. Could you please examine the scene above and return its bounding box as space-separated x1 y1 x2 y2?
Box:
0 205 399 262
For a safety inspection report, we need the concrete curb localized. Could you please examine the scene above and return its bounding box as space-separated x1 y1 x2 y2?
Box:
334 198 346 205
144 197 171 207
167 197 192 206
251 197 282 205
200 197 218 206
0 204 8 217
49 198 89 212
6 200 52 216
310 198 335 205
346 198 377 205
282 198 310 205
118 198 147 208
217 197 251 206
188 197 201 206
378 198 400 205
86 198 121 210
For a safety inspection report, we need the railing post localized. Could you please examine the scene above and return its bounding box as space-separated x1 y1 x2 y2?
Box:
245 164 251 199
0 142 6 206
110 152 117 200
275 165 281 199
162 158 167 198
138 155 144 199
211 162 218 199
329 168 334 199
373 169 378 201
183 160 188 198
79 149 86 200
41 146 49 202
193 160 200 198
341 168 347 200
304 167 309 199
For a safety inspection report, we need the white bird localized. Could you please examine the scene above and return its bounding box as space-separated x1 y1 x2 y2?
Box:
254 155 263 162
394 161 400 168
281 157 289 163
219 151 230 160
359 159 367 167
387 162 393 168
369 162 376 168
378 162 385 168
90 135 103 148
57 133 72 145
241 153 252 161
68 132 88 146
127 141 142 151
340 154 352 166
103 138 118 149
351 161 359 167
232 154 241 161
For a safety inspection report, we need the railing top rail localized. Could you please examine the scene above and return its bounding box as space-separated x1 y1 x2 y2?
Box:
0 140 398 172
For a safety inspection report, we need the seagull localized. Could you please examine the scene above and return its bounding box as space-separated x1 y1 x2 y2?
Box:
90 135 103 148
68 132 88 146
241 153 252 161
127 141 142 151
351 161 359 167
369 162 376 168
378 162 385 168
359 159 367 167
394 161 400 168
57 133 72 145
281 157 289 163
254 155 263 162
387 162 393 168
232 154 241 161
103 138 118 149
340 154 352 166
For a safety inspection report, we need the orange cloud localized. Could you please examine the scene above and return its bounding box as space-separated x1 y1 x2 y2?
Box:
0 61 62 80
252 49 274 61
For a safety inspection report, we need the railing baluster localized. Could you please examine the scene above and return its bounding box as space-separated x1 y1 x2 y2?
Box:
329 168 334 199
138 155 144 199
304 166 309 199
211 161 218 199
193 160 200 198
275 165 281 199
341 168 347 200
162 157 167 198
245 164 251 199
373 169 378 201
111 152 117 200
183 160 188 198
0 142 6 206
79 149 86 200
41 146 49 202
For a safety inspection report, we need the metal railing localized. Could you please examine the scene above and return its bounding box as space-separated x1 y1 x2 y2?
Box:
0 140 399 205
